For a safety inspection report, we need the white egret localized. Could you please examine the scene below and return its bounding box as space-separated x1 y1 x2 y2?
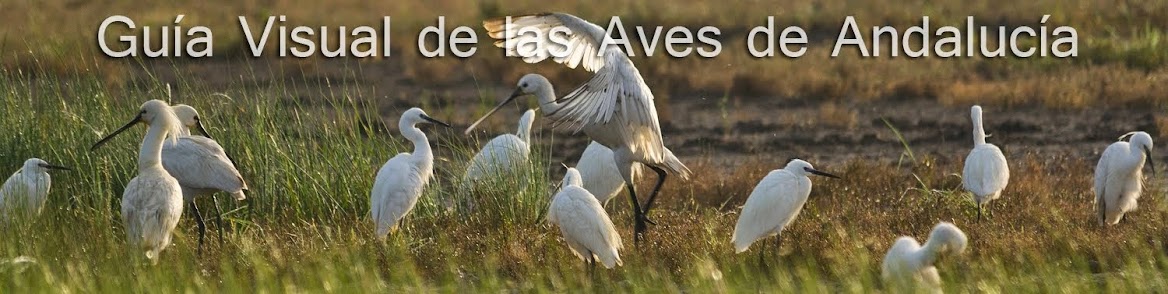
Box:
167 104 248 252
0 158 71 219
881 222 968 293
91 99 186 264
961 105 1009 221
548 167 623 269
1094 131 1155 225
462 109 535 188
371 107 450 239
469 13 692 241
731 159 839 265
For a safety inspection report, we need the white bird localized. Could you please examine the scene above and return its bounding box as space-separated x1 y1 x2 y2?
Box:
575 141 632 206
91 99 186 264
371 107 450 239
91 104 248 252
0 158 71 219
732 159 839 265
881 222 968 293
548 166 623 269
166 104 248 252
462 109 535 188
961 105 1009 221
468 13 692 241
1094 131 1155 225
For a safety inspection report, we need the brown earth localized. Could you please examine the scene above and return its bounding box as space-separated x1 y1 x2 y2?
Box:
133 57 1165 174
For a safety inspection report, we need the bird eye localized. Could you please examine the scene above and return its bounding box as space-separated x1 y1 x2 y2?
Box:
140 110 147 114
521 82 529 88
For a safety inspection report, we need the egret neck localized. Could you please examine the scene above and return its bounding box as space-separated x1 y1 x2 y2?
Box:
400 118 432 162
517 110 535 146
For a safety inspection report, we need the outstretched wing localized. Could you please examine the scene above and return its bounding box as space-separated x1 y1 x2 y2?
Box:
484 13 665 162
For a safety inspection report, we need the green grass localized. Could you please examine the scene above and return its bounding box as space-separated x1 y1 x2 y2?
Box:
0 63 1165 292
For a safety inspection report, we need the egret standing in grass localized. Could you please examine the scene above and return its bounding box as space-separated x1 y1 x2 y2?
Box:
962 105 1009 221
168 104 248 251
92 100 186 264
732 159 839 266
548 166 623 269
882 222 968 293
0 158 71 219
371 107 450 239
468 13 692 241
463 109 535 188
1094 131 1155 225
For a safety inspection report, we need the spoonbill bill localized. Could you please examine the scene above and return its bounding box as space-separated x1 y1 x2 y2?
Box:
371 107 450 239
469 13 692 241
91 99 186 264
548 166 623 269
882 222 968 293
961 105 1009 221
732 159 839 266
462 109 535 188
1094 131 1155 225
0 158 71 219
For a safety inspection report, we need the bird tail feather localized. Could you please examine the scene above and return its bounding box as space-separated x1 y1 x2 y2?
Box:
662 148 691 180
230 190 246 201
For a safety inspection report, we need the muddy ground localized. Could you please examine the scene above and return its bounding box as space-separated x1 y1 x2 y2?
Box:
138 58 1165 172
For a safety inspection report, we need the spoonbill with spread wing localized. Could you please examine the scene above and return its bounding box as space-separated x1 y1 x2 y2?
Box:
468 13 691 242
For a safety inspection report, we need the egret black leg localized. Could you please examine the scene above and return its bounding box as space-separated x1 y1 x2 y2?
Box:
190 201 206 256
212 195 225 245
758 237 768 269
626 183 649 244
585 251 597 278
641 165 669 214
1098 200 1107 227
977 203 982 222
776 233 782 256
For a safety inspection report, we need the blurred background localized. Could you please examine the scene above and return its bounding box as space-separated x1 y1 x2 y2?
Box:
3 0 1166 168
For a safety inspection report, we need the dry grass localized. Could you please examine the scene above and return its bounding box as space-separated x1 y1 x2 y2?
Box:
0 65 1165 291
817 102 858 129
2 0 1167 109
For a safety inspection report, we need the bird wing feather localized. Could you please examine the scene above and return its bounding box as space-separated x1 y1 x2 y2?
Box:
551 186 622 267
0 171 22 214
1094 142 1125 204
370 153 424 236
576 142 630 204
463 134 529 183
485 13 665 162
732 170 806 252
162 137 247 195
962 144 1009 200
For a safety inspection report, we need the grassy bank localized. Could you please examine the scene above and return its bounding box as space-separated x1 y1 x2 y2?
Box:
0 66 1164 292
